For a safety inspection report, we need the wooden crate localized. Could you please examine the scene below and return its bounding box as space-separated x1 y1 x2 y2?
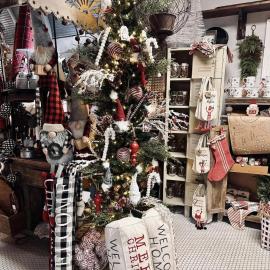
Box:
0 211 26 236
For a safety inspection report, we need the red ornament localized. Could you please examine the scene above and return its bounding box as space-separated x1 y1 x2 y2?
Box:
130 139 139 166
94 193 102 213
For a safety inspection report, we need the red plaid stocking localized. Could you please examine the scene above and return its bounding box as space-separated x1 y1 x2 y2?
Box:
208 133 234 181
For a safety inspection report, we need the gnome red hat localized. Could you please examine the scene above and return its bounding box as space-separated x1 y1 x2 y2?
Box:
42 73 65 132
110 90 129 132
12 5 34 78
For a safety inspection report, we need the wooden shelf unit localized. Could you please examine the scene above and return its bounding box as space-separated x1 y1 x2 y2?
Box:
163 47 227 216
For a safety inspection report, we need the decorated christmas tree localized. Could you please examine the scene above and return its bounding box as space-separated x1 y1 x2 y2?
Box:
73 0 170 228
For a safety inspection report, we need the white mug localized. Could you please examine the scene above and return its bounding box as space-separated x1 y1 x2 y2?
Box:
231 87 243 98
245 76 256 88
246 87 258 97
264 87 270 97
231 77 240 88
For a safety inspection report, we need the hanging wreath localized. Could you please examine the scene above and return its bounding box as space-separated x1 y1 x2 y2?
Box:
238 25 263 79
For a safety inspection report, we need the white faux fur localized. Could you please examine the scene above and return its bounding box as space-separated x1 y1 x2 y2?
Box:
42 123 65 132
31 46 54 65
115 120 129 132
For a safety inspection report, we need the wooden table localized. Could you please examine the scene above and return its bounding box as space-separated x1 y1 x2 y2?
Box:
11 158 50 231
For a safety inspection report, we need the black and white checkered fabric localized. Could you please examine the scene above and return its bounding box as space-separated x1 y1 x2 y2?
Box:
54 166 77 270
35 87 42 136
0 103 11 119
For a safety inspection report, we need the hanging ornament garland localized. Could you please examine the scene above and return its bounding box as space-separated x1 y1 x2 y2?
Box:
238 25 263 79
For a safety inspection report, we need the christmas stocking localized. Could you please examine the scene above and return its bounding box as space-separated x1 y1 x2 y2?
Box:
208 133 234 181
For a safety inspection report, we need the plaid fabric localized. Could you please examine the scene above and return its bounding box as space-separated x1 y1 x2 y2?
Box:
40 73 65 125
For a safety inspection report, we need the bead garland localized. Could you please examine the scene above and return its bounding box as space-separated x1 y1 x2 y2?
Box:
95 27 111 66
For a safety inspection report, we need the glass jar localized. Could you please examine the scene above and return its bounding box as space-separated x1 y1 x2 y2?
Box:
180 63 189 78
176 92 184 105
170 91 177 105
168 163 177 176
171 62 180 78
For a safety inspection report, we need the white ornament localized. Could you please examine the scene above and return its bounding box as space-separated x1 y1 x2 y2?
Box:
101 127 116 161
119 26 130 41
140 30 147 41
101 0 112 10
129 165 143 206
145 38 158 63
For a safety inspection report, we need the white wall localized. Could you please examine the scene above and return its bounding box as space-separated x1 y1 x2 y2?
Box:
204 10 270 85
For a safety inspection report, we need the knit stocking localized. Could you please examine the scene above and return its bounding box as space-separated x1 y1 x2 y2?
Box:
208 133 234 181
227 207 252 230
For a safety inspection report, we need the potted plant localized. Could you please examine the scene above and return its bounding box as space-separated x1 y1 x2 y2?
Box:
138 0 176 38
257 176 270 250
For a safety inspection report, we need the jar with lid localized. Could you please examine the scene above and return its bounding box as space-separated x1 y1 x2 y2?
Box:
171 62 180 78
180 63 189 78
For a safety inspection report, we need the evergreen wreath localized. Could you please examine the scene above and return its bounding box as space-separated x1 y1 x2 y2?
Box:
238 25 263 79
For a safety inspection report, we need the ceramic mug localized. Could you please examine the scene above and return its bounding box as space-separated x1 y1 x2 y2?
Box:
231 77 240 88
264 87 270 97
246 87 258 97
231 87 243 97
264 76 270 86
245 76 256 88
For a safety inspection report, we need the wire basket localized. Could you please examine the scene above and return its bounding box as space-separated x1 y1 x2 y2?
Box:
261 215 270 251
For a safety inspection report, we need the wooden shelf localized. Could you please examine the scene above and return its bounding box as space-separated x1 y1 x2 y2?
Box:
169 105 189 109
170 78 191 82
164 197 185 206
169 152 186 158
203 0 270 19
230 164 269 176
225 97 270 105
2 88 36 102
166 174 186 182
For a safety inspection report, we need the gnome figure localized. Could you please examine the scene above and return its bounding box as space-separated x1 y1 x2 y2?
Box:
30 10 66 110
39 74 73 172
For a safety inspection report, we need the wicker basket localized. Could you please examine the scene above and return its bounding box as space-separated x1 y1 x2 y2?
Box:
261 215 270 250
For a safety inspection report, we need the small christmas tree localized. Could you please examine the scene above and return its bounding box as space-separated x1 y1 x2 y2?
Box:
75 0 170 227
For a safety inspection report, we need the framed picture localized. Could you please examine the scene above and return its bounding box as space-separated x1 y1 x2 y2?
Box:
202 30 217 44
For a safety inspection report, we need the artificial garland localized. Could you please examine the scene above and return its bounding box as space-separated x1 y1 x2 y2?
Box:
238 25 263 79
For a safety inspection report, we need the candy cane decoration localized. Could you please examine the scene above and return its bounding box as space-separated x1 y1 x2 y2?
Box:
95 26 111 66
145 37 158 63
101 126 115 161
